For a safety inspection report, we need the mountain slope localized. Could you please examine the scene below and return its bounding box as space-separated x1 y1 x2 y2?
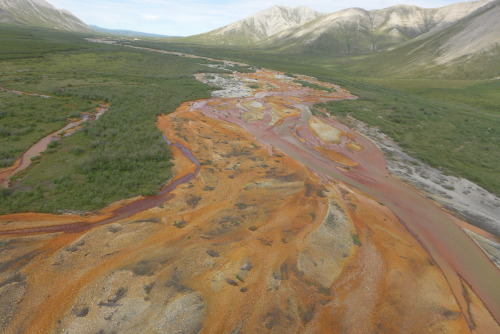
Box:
262 0 494 54
183 5 323 45
432 0 500 64
347 0 500 79
181 0 494 55
0 0 90 32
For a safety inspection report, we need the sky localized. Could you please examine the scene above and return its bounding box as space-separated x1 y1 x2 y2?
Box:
48 0 464 36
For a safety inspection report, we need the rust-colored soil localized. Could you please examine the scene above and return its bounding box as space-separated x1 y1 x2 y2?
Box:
314 146 358 167
0 61 498 334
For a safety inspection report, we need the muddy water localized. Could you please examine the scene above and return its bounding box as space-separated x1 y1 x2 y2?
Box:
0 120 80 188
0 103 109 188
0 140 200 235
84 141 201 230
267 108 500 325
190 71 500 325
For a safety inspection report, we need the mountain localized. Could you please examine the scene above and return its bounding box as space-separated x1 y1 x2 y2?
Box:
183 0 495 55
0 0 90 32
427 0 500 66
183 5 323 45
349 0 500 79
89 25 172 38
262 0 495 53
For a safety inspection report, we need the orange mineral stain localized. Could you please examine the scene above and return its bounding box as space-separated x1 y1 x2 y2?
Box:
0 49 498 334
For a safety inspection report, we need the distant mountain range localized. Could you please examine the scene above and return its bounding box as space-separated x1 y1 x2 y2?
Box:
183 6 323 46
2 0 499 79
185 0 496 53
350 0 500 78
181 0 500 78
89 25 172 38
263 0 495 53
0 0 90 31
0 0 176 37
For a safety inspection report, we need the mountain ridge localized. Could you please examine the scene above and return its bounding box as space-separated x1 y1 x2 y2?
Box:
182 5 323 45
0 0 90 32
177 0 499 78
352 0 500 79
182 0 495 55
263 0 495 53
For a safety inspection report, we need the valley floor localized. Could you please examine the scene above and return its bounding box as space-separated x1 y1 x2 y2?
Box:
0 46 499 333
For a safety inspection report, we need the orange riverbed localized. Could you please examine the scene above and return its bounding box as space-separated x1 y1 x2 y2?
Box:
0 58 498 334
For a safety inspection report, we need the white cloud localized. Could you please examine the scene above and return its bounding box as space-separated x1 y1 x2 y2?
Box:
47 0 462 35
139 13 165 21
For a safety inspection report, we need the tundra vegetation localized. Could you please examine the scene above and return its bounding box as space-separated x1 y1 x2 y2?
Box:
0 91 94 168
0 24 225 213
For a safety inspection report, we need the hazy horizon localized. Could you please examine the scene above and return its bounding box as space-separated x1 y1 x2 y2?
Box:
48 0 465 36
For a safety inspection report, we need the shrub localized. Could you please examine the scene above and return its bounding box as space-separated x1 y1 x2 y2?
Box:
235 202 248 210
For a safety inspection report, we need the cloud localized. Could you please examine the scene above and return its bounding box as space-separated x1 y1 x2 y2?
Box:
139 13 165 21
47 0 460 36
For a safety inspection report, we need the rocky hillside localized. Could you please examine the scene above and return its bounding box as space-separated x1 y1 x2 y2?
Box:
431 0 500 65
267 0 494 53
183 5 323 45
183 0 495 55
0 0 90 32
348 0 500 79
